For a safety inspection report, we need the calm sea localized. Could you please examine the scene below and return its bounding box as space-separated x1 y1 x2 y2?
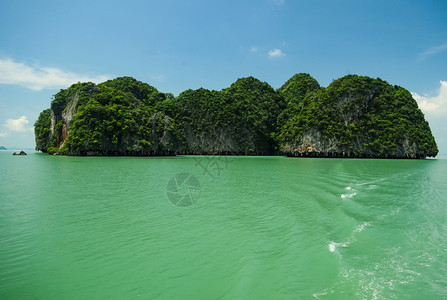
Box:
1 151 446 299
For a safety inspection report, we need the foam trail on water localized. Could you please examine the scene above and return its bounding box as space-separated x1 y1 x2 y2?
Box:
354 222 371 233
356 178 386 186
313 288 332 299
341 186 357 199
329 241 349 253
329 242 336 253
329 221 371 253
341 192 357 199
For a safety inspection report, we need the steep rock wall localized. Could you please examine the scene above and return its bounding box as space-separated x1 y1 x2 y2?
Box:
281 75 438 158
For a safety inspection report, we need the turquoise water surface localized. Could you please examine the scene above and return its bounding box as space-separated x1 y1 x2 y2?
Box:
1 151 446 299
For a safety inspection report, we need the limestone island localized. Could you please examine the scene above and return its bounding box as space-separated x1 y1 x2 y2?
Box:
34 74 438 158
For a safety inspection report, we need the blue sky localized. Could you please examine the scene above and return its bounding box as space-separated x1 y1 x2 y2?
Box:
0 0 446 153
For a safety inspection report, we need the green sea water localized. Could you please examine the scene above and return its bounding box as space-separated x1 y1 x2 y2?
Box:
1 151 446 299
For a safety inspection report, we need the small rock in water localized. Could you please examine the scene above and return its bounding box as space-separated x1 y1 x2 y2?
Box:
12 151 27 156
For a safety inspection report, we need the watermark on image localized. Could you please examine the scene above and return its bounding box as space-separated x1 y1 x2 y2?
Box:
193 156 232 182
166 135 238 207
166 173 201 207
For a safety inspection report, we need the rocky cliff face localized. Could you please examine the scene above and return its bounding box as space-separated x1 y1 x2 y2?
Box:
280 75 438 158
50 92 77 148
179 126 256 155
35 78 178 155
35 74 438 158
169 77 283 155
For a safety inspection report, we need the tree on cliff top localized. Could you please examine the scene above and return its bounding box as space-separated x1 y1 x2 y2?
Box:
222 76 285 153
278 73 320 105
277 73 320 132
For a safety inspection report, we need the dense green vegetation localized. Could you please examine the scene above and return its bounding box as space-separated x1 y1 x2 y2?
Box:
34 108 51 152
36 77 177 155
277 73 320 131
153 76 284 154
35 74 438 158
279 75 438 157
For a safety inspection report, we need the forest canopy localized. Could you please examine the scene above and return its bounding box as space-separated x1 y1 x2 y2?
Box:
34 74 438 158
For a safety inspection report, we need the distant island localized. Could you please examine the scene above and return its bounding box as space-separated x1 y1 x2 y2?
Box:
34 74 438 158
0 146 7 150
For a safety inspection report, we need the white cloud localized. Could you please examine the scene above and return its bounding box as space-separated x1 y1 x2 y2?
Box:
420 43 447 57
0 58 110 91
412 80 447 117
4 116 34 132
268 48 286 58
250 46 259 53
0 131 7 137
